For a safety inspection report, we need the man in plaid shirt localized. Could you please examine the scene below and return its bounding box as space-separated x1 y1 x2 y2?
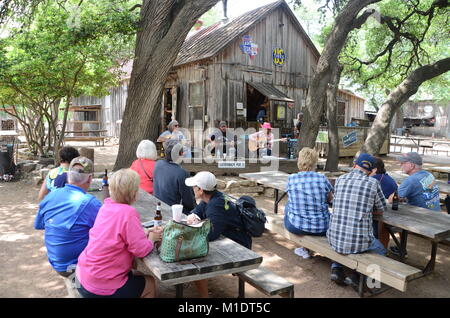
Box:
327 153 387 288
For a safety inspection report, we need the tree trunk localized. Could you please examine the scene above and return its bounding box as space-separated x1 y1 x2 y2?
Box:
325 64 343 172
298 0 381 150
113 0 219 170
361 57 450 154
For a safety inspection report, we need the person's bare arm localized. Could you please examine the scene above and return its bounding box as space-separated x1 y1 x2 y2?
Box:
327 192 334 203
38 181 49 201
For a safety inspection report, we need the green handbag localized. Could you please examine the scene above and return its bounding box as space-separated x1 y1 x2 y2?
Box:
159 219 211 263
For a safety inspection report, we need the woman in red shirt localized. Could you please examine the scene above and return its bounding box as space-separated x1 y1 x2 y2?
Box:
130 140 157 194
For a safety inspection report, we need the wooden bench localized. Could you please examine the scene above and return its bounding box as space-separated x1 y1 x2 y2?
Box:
64 274 82 298
264 213 422 296
236 267 294 298
64 136 106 146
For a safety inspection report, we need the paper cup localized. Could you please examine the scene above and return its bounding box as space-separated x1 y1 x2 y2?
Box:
172 204 183 222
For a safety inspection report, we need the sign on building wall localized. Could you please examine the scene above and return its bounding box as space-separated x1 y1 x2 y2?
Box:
240 35 259 59
272 47 286 66
342 130 358 148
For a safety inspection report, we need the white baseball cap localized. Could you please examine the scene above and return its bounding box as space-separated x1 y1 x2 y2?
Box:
185 171 217 191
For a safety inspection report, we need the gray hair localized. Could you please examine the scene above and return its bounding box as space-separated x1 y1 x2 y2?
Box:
164 139 183 162
168 120 179 132
68 169 91 185
136 140 157 160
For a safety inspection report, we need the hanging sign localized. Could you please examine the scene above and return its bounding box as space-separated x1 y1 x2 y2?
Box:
273 47 286 66
240 35 259 59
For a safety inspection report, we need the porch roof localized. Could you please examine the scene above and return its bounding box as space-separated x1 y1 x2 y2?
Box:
247 81 294 102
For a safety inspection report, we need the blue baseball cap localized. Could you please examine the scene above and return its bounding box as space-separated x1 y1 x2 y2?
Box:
355 153 376 172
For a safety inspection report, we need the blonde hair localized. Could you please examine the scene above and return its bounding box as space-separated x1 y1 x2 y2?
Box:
297 147 318 171
136 140 157 160
109 169 140 205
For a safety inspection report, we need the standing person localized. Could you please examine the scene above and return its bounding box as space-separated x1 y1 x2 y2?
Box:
153 139 196 215
38 146 80 201
207 121 235 158
369 157 398 248
157 120 191 158
327 153 387 288
256 98 268 124
390 152 440 211
130 140 157 194
185 171 252 298
34 157 101 277
284 148 334 259
76 169 163 298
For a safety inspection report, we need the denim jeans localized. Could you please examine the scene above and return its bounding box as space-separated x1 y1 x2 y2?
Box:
331 239 386 270
284 215 327 236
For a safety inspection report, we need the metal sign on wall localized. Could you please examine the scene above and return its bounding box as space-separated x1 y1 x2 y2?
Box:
273 47 286 66
240 35 259 59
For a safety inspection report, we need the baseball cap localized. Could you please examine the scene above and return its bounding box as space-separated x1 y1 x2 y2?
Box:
219 121 227 127
185 171 217 191
354 153 376 172
397 152 422 165
69 156 94 174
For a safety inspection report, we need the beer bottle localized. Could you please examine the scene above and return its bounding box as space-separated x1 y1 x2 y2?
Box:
154 202 162 227
102 169 110 200
392 190 399 210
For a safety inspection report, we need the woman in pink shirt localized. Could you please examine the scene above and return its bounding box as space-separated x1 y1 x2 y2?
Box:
76 169 163 298
130 140 157 194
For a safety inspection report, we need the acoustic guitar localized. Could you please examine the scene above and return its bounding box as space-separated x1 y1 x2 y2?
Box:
248 136 287 152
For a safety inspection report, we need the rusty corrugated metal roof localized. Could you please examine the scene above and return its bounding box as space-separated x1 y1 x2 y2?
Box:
174 0 319 67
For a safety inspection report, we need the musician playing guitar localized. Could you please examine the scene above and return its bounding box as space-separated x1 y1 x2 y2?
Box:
248 122 287 157
207 121 235 158
157 120 191 158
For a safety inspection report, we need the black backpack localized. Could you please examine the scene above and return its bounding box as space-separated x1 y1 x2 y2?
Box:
235 195 267 237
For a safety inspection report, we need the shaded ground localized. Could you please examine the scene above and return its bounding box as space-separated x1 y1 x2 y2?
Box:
1 143 449 298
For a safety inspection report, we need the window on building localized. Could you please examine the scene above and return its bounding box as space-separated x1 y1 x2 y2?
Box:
188 82 204 126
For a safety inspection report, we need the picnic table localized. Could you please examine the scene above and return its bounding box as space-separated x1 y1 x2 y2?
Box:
63 130 108 146
239 170 338 214
377 204 450 275
129 189 263 297
239 170 450 274
426 166 450 183
239 171 289 214
390 135 433 154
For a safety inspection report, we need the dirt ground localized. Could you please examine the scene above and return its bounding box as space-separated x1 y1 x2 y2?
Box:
1 143 450 298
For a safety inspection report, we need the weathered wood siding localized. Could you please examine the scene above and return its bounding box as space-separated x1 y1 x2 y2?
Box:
71 81 128 138
202 7 317 129
337 90 366 125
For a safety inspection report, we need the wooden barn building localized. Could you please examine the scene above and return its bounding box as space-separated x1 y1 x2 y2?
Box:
72 0 367 150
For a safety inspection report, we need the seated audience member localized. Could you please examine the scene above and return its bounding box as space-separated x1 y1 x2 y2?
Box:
38 146 80 201
327 153 387 289
185 171 251 249
284 147 333 259
185 171 251 298
391 152 440 211
34 157 101 277
370 157 398 199
130 140 157 194
369 157 398 247
153 139 196 214
76 169 163 298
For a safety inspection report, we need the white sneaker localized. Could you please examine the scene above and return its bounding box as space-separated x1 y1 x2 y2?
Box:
294 247 311 259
